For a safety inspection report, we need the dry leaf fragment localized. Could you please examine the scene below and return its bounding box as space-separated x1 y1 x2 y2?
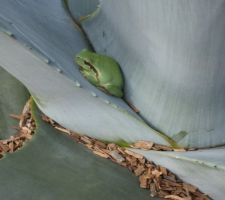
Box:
19 116 25 128
9 114 22 120
21 127 32 134
54 126 70 134
101 149 110 154
22 100 30 115
109 150 125 163
8 142 14 153
41 115 51 122
164 174 177 182
138 158 146 164
124 149 143 159
94 141 107 149
70 132 80 141
92 150 109 158
117 147 125 155
150 183 157 197
130 157 138 167
80 136 93 144
153 178 161 190
145 163 155 169
158 190 170 198
165 195 191 200
172 188 186 196
120 162 127 167
134 165 146 176
0 143 10 152
159 166 168 175
139 174 149 188
173 148 186 152
145 168 154 179
163 179 182 187
132 140 154 149
152 169 163 178
85 144 94 150
23 133 32 140
153 144 173 151
182 183 197 193
107 143 117 151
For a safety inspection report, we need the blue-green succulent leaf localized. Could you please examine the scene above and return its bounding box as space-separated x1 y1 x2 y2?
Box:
0 32 170 146
75 0 225 148
132 148 225 200
0 101 158 200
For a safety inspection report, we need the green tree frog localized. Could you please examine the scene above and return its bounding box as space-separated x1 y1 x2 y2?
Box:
75 49 124 97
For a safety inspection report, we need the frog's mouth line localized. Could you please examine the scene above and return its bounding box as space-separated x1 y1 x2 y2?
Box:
83 60 99 80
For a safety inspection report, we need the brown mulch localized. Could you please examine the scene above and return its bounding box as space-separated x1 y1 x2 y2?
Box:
42 115 211 200
0 99 211 200
0 100 35 156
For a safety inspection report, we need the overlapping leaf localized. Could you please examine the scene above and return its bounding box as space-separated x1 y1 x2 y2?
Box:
74 0 225 148
0 32 170 146
0 101 156 200
132 148 225 199
0 0 173 146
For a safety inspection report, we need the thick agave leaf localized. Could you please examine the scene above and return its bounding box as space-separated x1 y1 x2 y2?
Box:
0 67 29 139
74 0 225 148
132 148 225 199
0 32 171 146
0 0 175 145
0 0 133 113
0 102 159 200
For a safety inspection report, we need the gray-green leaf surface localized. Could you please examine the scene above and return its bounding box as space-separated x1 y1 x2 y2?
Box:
76 0 225 148
0 0 133 113
0 0 176 146
0 101 157 200
0 32 170 146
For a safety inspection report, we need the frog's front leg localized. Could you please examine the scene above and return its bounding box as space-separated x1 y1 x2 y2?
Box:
81 70 99 86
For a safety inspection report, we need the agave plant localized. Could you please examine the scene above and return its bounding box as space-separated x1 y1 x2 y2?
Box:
0 0 225 199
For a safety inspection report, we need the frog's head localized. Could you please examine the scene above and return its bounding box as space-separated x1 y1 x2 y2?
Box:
75 49 124 98
75 49 99 85
75 49 96 72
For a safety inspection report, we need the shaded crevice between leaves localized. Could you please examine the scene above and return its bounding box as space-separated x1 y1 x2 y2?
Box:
62 0 179 148
62 0 96 52
64 0 101 23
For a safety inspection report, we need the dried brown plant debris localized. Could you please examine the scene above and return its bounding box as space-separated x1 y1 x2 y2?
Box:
0 99 210 200
0 100 35 156
131 140 188 152
41 114 211 200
